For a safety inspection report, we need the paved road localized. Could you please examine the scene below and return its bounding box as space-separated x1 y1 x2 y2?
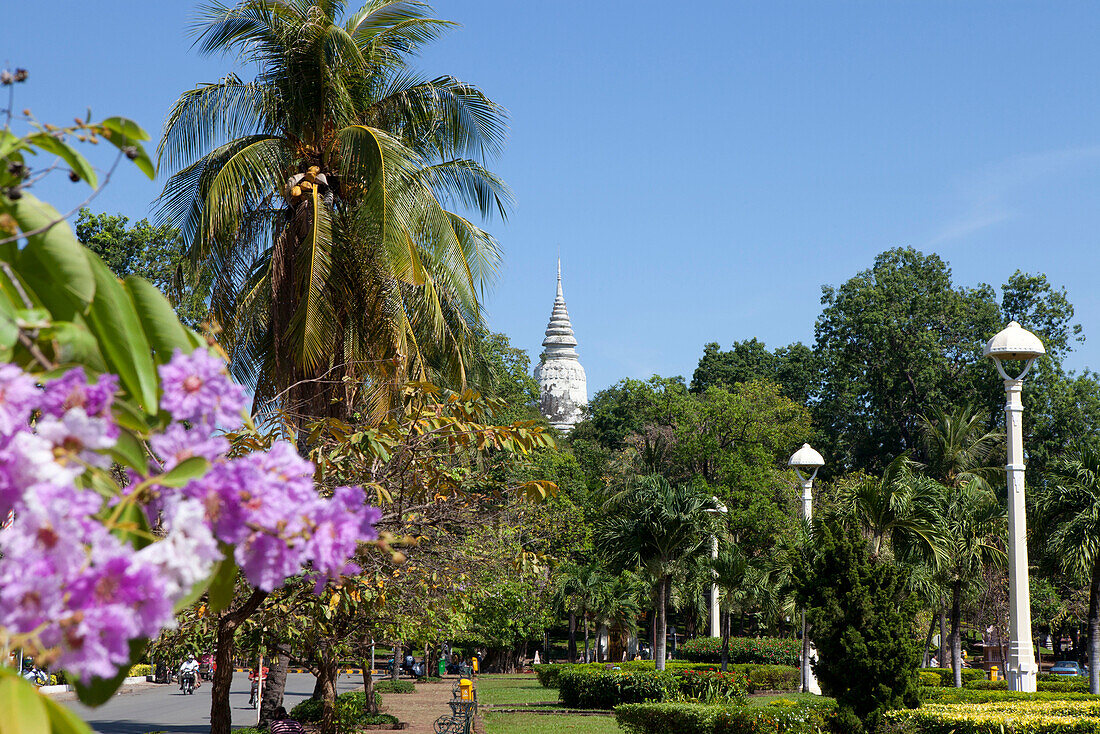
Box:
62 672 362 733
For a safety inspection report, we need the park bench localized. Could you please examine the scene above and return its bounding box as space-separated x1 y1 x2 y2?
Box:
434 699 476 734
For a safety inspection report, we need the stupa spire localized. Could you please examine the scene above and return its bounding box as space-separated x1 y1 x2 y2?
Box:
534 260 587 432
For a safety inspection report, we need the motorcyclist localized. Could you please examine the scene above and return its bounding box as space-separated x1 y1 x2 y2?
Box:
248 665 269 706
179 656 199 694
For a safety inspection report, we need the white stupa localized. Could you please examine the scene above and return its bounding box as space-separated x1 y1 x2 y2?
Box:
534 261 587 431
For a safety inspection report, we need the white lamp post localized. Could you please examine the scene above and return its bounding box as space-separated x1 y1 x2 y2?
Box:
984 321 1044 692
705 499 728 638
790 443 824 695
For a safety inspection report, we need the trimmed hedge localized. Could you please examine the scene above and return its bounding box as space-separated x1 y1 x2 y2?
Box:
559 669 679 709
922 688 1100 705
885 699 1100 734
964 679 1092 694
535 662 798 693
918 668 988 687
679 637 801 666
615 699 835 734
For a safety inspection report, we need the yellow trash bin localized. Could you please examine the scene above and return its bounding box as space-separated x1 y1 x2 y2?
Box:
990 666 999 681
459 678 474 701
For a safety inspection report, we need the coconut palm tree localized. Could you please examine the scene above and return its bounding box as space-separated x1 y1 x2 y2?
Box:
158 0 511 422
596 475 718 670
1040 444 1100 694
919 404 1003 491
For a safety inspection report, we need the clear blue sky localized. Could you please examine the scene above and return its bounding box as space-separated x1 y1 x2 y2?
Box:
9 1 1100 393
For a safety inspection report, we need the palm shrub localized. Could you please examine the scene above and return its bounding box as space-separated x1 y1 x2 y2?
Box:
795 516 922 733
1039 444 1100 694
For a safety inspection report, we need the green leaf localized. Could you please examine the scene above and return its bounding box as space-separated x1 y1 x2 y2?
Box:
45 321 108 372
12 194 95 309
0 675 49 734
99 116 150 142
124 275 193 362
25 132 98 187
154 456 210 487
110 500 153 550
0 285 19 351
73 639 146 707
207 553 239 614
107 430 149 473
97 117 154 179
42 696 95 734
13 307 50 330
83 255 158 414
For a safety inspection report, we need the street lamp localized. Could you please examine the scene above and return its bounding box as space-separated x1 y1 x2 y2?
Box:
705 499 728 638
790 443 824 695
984 321 1045 693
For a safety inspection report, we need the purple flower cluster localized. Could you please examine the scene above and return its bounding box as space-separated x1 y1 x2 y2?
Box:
0 350 380 682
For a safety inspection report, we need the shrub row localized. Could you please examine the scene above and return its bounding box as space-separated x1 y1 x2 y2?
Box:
128 664 152 678
534 662 798 692
290 690 393 731
677 670 749 704
615 699 835 734
922 688 1100 705
885 699 1100 734
679 637 801 666
964 679 1092 693
558 669 680 709
917 668 988 686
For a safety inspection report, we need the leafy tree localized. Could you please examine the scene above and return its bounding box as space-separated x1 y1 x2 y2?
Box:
691 338 818 404
596 475 718 670
796 517 921 733
1039 444 1100 694
74 208 209 326
158 0 511 421
814 247 1002 474
472 331 540 424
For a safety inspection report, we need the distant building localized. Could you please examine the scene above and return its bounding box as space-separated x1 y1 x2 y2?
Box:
534 261 587 431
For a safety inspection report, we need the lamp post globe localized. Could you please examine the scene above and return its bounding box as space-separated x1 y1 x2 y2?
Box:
789 443 824 695
985 321 1044 693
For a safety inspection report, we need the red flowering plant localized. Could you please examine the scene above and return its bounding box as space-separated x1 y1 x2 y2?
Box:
677 668 748 704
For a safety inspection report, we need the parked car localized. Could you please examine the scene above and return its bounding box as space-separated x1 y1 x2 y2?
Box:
1049 660 1088 677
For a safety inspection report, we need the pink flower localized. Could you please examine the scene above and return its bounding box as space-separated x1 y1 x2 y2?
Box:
158 349 247 429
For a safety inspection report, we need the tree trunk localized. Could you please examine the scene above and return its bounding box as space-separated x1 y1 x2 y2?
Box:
567 613 577 664
1089 556 1100 695
317 650 339 734
391 640 400 681
583 617 590 663
362 660 379 715
259 641 291 726
655 576 668 671
922 613 937 668
209 590 269 734
950 582 963 688
938 605 947 668
720 609 730 672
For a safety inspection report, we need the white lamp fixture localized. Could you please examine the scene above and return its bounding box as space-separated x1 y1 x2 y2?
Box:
985 321 1044 693
789 443 824 695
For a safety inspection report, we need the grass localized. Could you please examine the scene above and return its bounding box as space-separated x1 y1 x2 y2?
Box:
477 675 559 706
482 712 621 734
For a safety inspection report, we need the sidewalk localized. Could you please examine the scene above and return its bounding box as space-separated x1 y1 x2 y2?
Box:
379 679 466 733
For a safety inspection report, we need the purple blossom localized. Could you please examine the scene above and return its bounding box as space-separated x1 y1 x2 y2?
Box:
158 349 247 429
0 364 37 435
36 408 117 469
149 423 228 471
40 369 118 419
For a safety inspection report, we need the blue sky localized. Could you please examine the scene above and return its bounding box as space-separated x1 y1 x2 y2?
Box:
8 1 1100 394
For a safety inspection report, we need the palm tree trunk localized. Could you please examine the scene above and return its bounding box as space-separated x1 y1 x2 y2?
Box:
1089 555 1100 695
922 613 937 668
568 613 577 663
655 576 668 671
720 608 731 672
950 582 963 688
938 605 947 668
583 616 590 663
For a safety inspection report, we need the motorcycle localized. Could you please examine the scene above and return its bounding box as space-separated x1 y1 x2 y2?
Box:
180 671 196 695
21 667 48 686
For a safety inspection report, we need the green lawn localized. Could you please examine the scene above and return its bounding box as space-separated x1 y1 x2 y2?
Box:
477 675 559 706
483 712 621 734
